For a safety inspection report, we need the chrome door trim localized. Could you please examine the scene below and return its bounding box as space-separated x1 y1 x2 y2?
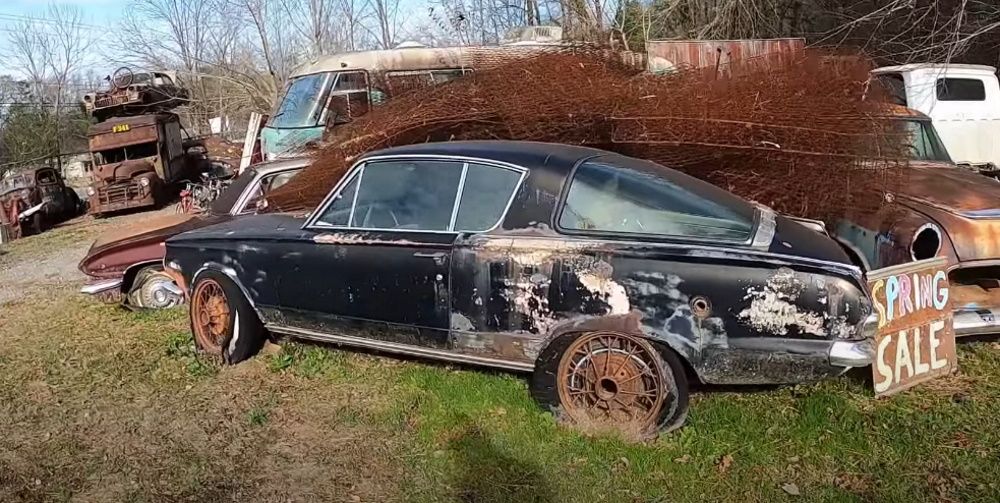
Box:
267 324 534 372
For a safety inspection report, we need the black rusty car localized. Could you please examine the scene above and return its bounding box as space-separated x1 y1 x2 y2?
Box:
164 141 876 435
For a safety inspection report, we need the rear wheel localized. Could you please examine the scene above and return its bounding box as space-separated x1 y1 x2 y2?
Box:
531 331 689 438
189 271 266 364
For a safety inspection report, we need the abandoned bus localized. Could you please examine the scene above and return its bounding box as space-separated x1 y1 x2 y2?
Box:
260 27 573 159
260 45 476 159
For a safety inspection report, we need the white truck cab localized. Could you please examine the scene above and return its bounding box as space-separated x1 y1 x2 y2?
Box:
872 64 1000 170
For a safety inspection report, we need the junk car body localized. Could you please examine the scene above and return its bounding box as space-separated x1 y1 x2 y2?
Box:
0 166 81 239
82 69 189 122
832 108 1000 337
164 141 874 435
79 158 306 309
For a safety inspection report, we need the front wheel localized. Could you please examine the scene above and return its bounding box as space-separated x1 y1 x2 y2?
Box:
26 213 45 236
128 268 183 309
189 271 266 364
531 331 689 439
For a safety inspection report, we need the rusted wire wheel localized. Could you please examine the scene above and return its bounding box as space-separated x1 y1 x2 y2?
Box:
191 278 231 355
556 331 668 430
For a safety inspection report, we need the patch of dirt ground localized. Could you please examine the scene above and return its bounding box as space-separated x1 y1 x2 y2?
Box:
0 208 174 304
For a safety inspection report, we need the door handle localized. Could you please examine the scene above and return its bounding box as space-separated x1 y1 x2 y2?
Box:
413 251 447 259
413 251 448 266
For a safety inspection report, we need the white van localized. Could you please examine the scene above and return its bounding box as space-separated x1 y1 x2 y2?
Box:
872 64 1000 170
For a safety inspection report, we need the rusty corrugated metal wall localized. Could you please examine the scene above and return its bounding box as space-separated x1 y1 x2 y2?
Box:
645 39 805 72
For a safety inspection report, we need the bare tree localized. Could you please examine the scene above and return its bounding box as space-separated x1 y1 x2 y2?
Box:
4 22 49 99
366 0 402 48
2 4 95 170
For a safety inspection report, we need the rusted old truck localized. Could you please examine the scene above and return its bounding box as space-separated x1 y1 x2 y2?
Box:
0 166 81 239
85 113 203 215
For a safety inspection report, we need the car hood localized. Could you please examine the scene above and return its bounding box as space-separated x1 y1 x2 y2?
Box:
80 212 232 276
168 213 309 244
900 163 1000 215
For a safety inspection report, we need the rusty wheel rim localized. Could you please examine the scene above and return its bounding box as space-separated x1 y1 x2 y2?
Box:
557 332 666 430
191 279 231 355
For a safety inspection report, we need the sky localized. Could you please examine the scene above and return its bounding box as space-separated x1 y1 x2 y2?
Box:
0 0 124 76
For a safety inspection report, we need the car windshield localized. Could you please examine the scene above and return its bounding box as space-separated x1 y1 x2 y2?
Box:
209 167 259 215
94 142 159 165
268 72 335 129
900 119 952 163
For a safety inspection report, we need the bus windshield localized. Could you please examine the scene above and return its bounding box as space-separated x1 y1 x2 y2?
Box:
268 72 336 129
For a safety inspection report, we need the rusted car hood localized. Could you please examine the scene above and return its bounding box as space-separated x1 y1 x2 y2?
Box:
80 212 232 277
899 163 1000 262
901 163 1000 214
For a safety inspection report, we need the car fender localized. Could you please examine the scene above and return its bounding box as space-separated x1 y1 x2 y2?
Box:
534 311 698 371
121 260 165 293
191 262 265 320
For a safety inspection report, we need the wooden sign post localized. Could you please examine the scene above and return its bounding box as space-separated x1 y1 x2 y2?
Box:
866 257 957 397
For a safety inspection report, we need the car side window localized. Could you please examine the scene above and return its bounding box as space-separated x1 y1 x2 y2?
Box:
454 163 521 232
559 159 754 241
314 160 465 231
315 171 360 226
936 78 986 101
351 160 464 231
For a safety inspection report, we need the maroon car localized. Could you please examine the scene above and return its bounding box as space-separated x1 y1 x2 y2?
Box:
79 158 306 308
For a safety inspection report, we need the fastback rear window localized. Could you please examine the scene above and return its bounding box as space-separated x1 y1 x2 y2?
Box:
559 156 756 242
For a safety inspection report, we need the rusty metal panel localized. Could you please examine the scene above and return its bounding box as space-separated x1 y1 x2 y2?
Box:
89 123 158 151
645 38 805 71
867 257 957 396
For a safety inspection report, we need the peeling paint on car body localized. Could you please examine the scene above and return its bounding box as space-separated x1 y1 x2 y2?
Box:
166 141 873 385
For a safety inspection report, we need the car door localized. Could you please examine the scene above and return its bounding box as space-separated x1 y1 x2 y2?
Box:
275 158 466 349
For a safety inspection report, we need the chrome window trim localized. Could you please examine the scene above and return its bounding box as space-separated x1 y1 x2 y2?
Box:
346 165 365 226
304 154 528 234
448 163 470 231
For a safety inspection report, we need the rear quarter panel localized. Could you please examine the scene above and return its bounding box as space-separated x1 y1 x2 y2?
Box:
451 233 871 384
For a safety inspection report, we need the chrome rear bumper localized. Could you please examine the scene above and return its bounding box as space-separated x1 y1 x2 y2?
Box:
829 339 874 368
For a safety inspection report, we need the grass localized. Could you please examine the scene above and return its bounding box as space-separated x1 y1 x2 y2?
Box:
1 231 999 501
1 289 998 502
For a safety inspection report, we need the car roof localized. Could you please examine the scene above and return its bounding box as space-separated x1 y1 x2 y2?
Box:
252 156 311 175
360 140 613 172
880 104 931 120
873 63 998 75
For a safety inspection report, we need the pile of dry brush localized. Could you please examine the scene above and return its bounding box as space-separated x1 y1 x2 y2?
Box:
268 48 908 222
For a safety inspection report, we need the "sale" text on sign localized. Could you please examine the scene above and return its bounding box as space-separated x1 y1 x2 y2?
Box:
866 257 957 397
